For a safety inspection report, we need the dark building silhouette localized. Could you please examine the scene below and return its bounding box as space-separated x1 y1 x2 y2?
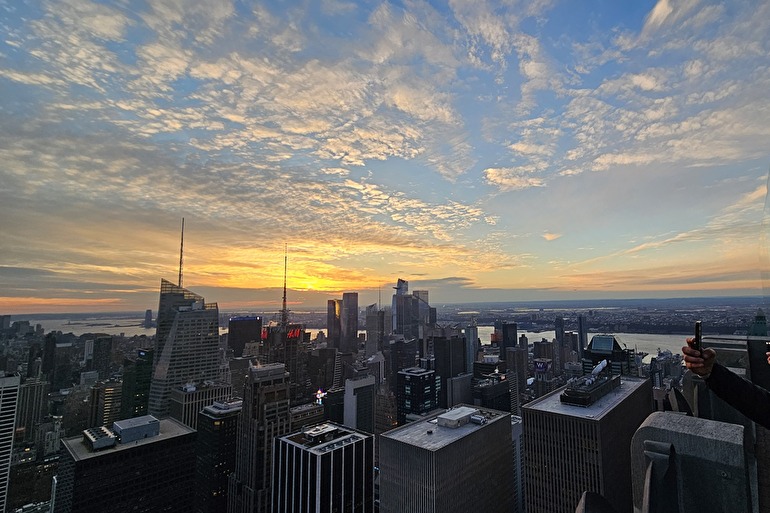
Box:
258 324 309 402
396 367 438 424
54 416 196 513
499 322 518 360
228 363 291 513
340 292 359 354
90 336 113 379
433 336 466 409
365 304 385 357
326 299 342 350
196 400 242 513
272 423 374 513
120 348 153 420
228 316 262 358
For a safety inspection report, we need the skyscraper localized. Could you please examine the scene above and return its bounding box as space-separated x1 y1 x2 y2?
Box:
364 304 384 357
120 348 153 420
433 336 466 409
228 363 291 513
272 423 374 513
228 316 262 358
463 324 478 374
379 405 514 513
523 375 652 513
196 400 242 513
499 322 518 360
15 377 48 444
149 279 220 418
88 379 122 428
0 373 19 513
340 292 359 354
327 299 342 350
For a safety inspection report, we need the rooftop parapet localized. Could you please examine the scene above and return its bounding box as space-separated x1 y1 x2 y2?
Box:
630 412 756 513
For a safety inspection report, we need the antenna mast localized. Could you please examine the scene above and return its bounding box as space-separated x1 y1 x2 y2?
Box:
281 243 289 328
178 217 185 288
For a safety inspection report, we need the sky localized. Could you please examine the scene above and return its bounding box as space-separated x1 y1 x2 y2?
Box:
1 0 769 314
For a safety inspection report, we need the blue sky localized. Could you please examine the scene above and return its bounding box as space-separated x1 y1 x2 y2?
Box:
1 0 769 313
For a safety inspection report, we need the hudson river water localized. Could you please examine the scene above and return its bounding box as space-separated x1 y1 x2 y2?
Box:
28 316 688 358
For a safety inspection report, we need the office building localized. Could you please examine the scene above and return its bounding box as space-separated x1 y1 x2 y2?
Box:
463 324 478 374
228 316 262 358
340 292 359 354
499 322 518 359
88 380 122 428
120 348 153 420
259 323 309 402
395 367 438 424
149 279 220 418
511 415 524 513
344 375 375 434
364 305 384 357
433 336 466 409
523 375 652 513
506 347 529 397
15 378 48 444
379 405 514 513
289 402 325 432
196 400 242 513
577 315 588 360
53 416 196 513
327 299 342 350
228 363 291 513
391 280 420 340
90 336 113 379
582 334 635 376
0 374 19 513
272 423 374 513
169 381 232 430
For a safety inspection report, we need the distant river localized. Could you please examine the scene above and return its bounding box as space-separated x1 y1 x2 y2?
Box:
28 316 689 358
475 327 687 359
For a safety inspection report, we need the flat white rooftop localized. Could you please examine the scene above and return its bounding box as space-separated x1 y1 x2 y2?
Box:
523 377 649 420
382 406 508 451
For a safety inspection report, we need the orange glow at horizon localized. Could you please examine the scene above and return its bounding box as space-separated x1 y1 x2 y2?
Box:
0 297 126 315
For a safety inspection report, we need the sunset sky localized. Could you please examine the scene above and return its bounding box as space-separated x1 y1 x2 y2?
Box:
1 0 769 314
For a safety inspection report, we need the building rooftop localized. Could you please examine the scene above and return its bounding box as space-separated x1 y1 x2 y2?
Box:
398 366 434 376
523 377 649 420
283 423 370 455
112 415 158 431
382 405 508 451
62 418 193 462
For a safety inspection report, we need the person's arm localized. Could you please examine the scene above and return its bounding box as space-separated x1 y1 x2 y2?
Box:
704 362 770 430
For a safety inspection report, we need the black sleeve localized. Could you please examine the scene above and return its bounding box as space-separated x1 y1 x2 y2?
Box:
705 363 770 429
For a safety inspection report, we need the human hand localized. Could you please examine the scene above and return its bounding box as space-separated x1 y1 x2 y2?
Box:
682 340 716 378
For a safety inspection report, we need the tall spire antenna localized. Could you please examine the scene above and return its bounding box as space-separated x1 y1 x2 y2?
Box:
178 217 185 288
281 243 288 327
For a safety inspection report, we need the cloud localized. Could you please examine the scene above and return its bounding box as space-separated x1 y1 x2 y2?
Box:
542 233 562 241
484 168 545 191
